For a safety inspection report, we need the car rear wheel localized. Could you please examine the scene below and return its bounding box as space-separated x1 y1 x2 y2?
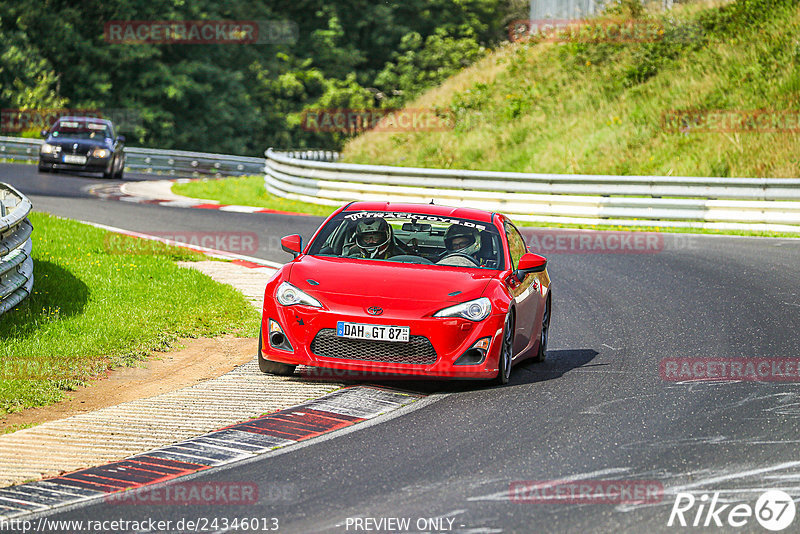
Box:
257 326 297 376
534 293 551 363
495 311 514 385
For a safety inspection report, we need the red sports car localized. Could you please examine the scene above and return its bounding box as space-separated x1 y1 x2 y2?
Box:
258 202 551 384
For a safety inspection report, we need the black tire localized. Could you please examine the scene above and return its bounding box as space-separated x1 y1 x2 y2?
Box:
257 326 296 376
113 157 125 179
534 293 551 363
38 161 50 173
495 310 515 385
103 168 113 179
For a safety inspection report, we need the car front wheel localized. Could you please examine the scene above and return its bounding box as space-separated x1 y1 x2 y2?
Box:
257 326 297 376
495 310 514 385
534 294 551 363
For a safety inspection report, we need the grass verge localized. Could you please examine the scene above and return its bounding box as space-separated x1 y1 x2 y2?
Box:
172 176 336 217
0 212 260 416
343 0 800 178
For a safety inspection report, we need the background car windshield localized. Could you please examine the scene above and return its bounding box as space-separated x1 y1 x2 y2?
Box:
51 121 110 139
308 211 505 269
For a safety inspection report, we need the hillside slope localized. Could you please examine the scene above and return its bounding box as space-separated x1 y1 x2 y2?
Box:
343 0 800 178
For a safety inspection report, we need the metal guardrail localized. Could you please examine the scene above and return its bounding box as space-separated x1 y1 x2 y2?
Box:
4 134 798 231
264 149 800 231
0 136 263 178
0 183 34 317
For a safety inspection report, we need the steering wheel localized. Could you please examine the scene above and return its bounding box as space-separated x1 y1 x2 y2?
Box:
436 252 480 267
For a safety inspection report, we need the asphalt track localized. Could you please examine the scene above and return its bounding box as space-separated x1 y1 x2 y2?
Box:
3 162 800 533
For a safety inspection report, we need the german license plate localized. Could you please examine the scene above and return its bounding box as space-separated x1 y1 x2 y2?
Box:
63 154 86 164
336 321 409 342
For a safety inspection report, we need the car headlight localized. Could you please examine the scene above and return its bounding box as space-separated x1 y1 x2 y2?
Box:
434 297 492 321
40 143 55 154
275 281 322 307
91 148 110 158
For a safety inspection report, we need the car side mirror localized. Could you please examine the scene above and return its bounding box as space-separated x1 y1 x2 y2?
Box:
116 135 126 143
281 234 302 258
40 129 49 138
515 253 547 281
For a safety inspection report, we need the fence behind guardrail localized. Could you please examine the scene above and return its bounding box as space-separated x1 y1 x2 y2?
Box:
0 183 34 317
0 136 263 178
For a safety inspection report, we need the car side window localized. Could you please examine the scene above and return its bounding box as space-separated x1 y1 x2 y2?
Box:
504 221 526 270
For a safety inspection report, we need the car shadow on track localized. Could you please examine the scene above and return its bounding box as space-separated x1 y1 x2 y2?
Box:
511 349 600 386
293 349 600 396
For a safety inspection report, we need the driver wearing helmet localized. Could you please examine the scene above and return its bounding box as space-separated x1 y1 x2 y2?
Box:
443 225 484 263
345 217 401 259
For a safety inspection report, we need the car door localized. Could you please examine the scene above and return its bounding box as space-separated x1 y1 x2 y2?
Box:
504 220 539 357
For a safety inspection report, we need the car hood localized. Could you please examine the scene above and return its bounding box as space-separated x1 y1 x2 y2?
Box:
289 255 496 304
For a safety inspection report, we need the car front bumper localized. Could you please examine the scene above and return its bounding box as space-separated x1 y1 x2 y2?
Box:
260 301 506 380
39 153 112 173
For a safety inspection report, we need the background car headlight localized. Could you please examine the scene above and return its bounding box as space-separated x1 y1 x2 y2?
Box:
40 143 55 154
434 297 492 321
276 281 322 307
91 147 110 158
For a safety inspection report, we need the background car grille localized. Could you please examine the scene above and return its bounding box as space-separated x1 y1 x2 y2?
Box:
311 329 437 365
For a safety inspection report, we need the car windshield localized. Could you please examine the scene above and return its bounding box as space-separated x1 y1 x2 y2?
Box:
308 210 505 269
51 121 110 140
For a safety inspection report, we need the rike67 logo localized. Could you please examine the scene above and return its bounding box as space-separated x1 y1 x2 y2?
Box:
668 490 796 531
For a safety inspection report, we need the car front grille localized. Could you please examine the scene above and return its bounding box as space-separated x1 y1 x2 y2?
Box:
311 329 437 365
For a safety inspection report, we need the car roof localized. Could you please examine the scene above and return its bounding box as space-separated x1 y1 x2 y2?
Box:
343 201 495 223
56 116 113 126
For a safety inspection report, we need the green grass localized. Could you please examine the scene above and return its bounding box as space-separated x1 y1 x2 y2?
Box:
0 212 260 416
172 176 337 217
343 0 800 178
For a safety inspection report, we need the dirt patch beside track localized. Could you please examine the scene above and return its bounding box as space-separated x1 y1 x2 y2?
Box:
0 336 255 433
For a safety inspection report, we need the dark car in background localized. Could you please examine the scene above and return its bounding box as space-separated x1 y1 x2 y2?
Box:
38 116 125 179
